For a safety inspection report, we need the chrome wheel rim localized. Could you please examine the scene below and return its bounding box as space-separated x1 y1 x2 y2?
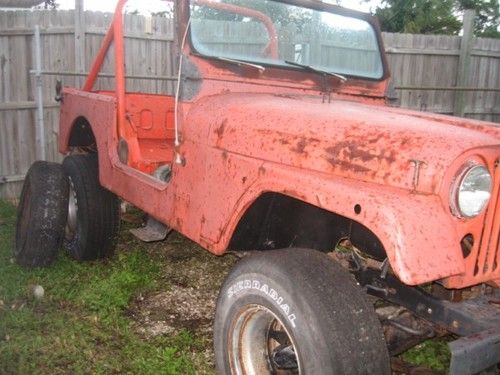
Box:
229 304 301 375
65 177 78 241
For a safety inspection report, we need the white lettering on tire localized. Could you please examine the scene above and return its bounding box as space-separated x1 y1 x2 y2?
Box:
227 279 297 328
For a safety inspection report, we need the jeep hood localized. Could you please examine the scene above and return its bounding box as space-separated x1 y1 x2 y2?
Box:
192 93 500 194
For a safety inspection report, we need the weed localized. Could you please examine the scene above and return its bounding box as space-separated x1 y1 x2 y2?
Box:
401 338 451 373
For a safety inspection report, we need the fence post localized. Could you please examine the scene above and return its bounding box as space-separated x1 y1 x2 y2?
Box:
74 0 85 85
34 25 46 161
453 9 475 118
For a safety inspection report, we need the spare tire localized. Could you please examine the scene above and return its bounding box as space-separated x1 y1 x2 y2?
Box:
15 161 69 267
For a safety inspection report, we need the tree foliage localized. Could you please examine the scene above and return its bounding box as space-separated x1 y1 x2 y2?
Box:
0 0 44 7
192 0 311 28
456 0 500 38
374 0 461 34
372 0 499 38
26 0 57 9
42 0 57 9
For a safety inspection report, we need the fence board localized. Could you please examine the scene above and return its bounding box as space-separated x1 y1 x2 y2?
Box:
1 9 499 200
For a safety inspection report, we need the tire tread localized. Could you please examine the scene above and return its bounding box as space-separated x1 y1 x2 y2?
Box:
15 161 68 267
62 154 120 260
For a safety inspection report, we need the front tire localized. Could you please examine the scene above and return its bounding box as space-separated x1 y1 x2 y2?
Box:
62 154 120 260
214 248 390 375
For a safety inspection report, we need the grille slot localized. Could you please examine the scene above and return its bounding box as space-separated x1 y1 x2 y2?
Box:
475 165 500 278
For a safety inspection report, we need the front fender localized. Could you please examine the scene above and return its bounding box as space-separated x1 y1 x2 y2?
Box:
217 162 465 286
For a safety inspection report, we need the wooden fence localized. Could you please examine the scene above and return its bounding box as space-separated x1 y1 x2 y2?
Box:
1 8 499 199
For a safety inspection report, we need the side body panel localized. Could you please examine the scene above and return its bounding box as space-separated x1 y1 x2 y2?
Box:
59 88 469 286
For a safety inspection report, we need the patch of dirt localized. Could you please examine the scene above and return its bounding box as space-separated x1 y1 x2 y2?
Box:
127 230 238 370
130 287 217 338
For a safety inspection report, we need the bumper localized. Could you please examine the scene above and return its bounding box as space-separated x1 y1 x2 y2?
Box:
449 327 500 375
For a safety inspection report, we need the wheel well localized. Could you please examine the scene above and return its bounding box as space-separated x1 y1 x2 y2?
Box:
228 192 386 260
68 117 96 150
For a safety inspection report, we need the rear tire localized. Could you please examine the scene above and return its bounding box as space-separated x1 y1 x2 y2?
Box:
214 248 391 375
15 161 68 267
62 154 120 260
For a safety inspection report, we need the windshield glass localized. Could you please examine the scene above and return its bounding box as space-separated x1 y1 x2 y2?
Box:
189 0 384 80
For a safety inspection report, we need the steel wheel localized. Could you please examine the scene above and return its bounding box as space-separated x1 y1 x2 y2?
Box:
65 177 78 241
229 304 300 375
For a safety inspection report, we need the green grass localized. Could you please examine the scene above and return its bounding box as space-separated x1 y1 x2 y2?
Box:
0 200 204 375
0 199 452 374
401 338 451 373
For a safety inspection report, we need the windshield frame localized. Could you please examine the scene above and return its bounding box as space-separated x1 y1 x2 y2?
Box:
187 0 389 82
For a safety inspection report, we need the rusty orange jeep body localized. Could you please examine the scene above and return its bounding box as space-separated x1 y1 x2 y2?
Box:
58 1 499 291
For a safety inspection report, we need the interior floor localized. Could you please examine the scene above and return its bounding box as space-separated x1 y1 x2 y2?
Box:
122 92 176 175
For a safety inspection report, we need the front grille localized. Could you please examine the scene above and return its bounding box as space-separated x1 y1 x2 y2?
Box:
474 164 500 279
446 161 500 289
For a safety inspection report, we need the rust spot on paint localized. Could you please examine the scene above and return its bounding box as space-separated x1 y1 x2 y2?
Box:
290 137 321 155
201 216 206 224
273 94 296 100
326 158 371 173
292 138 307 154
176 217 183 229
242 176 247 184
326 141 396 164
222 151 228 160
215 119 227 139
258 166 266 175
315 195 322 207
366 135 383 144
400 137 411 147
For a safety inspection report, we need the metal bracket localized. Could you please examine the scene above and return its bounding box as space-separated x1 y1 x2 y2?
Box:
355 268 500 336
410 159 426 191
130 216 172 243
449 327 500 375
55 80 63 103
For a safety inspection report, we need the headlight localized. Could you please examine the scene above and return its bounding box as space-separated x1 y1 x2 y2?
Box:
454 165 492 218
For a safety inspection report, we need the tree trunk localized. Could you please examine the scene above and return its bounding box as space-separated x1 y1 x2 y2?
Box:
0 0 46 7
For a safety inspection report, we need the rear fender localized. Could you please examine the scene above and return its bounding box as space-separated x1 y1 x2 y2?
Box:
58 88 118 190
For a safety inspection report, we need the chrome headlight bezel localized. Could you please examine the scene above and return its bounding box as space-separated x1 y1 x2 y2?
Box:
450 164 492 219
